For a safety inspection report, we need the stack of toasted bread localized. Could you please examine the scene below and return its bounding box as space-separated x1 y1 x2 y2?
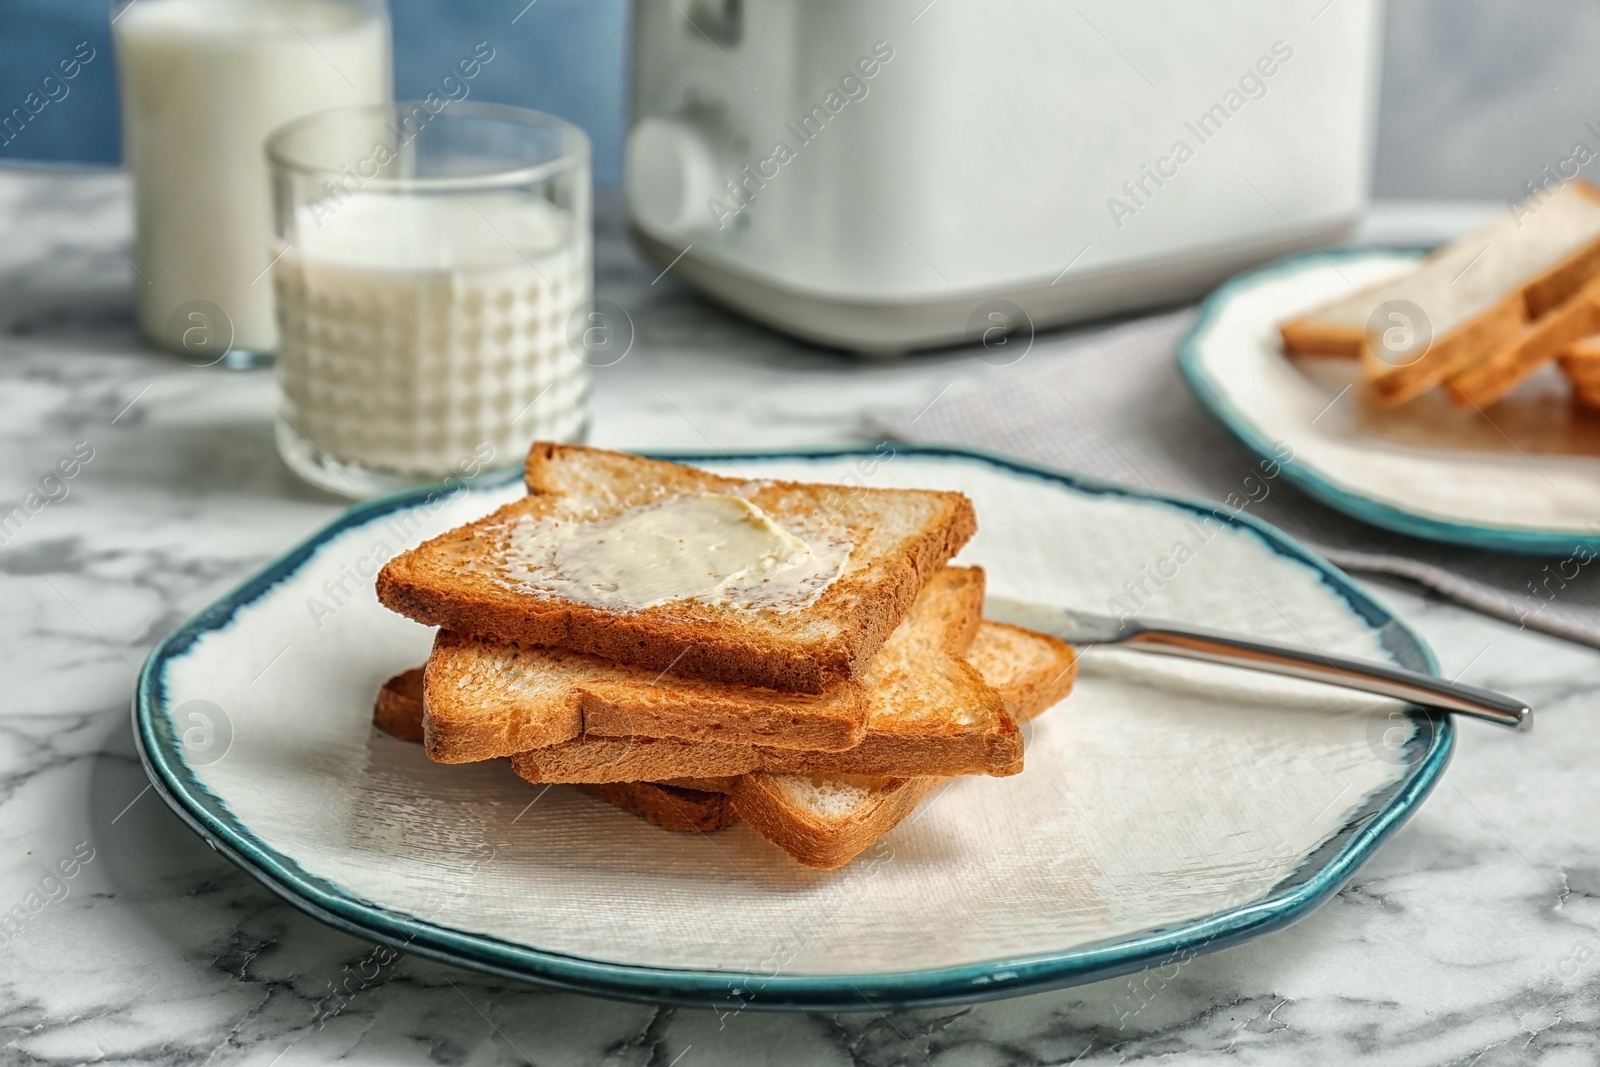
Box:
370 443 1077 869
1281 179 1600 411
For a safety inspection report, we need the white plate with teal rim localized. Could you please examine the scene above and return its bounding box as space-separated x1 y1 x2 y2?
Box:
1180 248 1600 555
135 447 1451 1010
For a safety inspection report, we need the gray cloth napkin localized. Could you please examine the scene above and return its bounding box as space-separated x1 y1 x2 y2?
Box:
870 310 1600 649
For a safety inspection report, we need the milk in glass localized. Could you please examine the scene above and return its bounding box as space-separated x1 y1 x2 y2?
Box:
272 193 590 477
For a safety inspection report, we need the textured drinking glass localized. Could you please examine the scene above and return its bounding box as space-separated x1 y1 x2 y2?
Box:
266 102 592 497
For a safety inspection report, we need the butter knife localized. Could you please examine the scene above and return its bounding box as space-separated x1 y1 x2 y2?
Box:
984 595 1531 731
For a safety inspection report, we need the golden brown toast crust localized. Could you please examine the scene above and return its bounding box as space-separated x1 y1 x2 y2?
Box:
511 736 762 782
732 619 1081 868
1360 295 1526 407
1445 281 1600 408
508 568 1022 783
422 632 870 764
1277 320 1365 359
372 667 427 743
374 606 1079 867
377 443 977 694
370 671 734 831
1526 181 1600 317
1559 334 1600 409
965 621 1078 724
729 776 936 870
573 781 737 832
1564 336 1600 362
509 725 1021 782
508 617 1075 785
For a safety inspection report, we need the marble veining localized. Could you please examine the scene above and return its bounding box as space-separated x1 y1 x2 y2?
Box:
1 168 1598 1065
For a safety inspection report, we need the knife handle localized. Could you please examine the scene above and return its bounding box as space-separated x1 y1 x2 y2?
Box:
1124 624 1530 731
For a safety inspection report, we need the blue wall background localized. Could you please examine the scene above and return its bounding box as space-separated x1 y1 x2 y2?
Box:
0 0 630 185
6 0 1600 200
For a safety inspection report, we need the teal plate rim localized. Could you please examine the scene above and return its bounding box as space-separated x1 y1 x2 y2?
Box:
1178 245 1596 557
134 444 1454 1012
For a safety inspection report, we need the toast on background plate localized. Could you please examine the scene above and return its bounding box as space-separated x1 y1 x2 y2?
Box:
377 443 977 694
507 568 1027 783
1442 280 1600 408
1558 333 1600 410
1280 180 1600 406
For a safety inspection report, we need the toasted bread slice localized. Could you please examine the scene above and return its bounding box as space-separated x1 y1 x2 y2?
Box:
1281 181 1600 405
373 667 427 742
729 775 936 870
372 668 751 788
964 619 1078 723
509 568 1022 783
511 737 756 782
1558 333 1600 410
1563 334 1600 362
1445 278 1600 408
732 618 1078 869
423 631 870 764
1562 333 1600 364
378 443 976 694
372 616 1076 864
371 670 735 831
573 781 738 832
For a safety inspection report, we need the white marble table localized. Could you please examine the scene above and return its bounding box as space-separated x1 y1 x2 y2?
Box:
2 167 1595 1066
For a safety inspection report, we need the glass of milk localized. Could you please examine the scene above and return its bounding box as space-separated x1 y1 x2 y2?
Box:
113 0 391 366
265 102 593 496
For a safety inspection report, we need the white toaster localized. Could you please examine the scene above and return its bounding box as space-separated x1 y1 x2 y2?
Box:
626 0 1383 353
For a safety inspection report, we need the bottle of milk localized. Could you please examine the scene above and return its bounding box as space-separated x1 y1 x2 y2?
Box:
112 0 390 364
